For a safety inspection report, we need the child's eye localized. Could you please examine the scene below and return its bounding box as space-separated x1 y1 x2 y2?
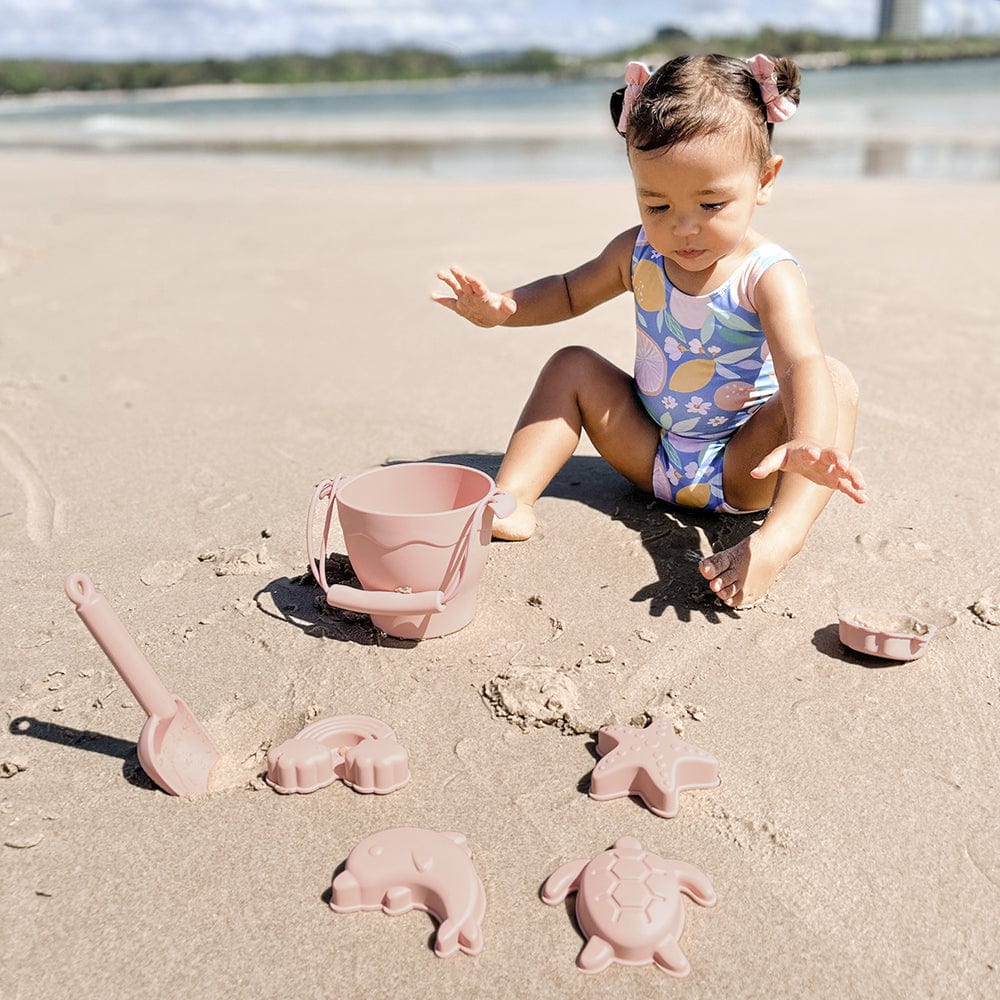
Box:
645 204 670 215
701 202 725 211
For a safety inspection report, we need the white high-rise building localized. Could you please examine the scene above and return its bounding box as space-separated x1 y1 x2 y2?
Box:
877 0 923 39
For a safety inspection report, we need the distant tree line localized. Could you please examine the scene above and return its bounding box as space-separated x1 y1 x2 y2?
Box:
646 25 1000 64
0 46 566 95
0 49 459 94
0 29 996 96
651 25 849 55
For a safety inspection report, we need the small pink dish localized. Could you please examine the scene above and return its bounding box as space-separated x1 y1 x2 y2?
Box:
331 827 486 958
838 608 938 661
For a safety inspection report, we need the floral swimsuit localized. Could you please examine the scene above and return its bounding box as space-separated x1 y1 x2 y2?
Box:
631 227 799 513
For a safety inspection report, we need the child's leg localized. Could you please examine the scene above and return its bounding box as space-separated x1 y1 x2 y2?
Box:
700 357 860 607
494 346 660 540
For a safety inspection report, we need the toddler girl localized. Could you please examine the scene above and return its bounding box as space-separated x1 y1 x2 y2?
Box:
433 53 865 609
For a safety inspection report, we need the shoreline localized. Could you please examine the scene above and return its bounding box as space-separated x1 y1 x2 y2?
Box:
0 138 996 185
0 48 1000 105
0 51 996 106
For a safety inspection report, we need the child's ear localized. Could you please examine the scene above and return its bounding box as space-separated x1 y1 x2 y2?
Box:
756 155 783 206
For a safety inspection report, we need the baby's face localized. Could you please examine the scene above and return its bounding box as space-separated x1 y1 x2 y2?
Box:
629 135 779 280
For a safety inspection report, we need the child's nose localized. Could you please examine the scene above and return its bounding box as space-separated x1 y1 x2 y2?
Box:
673 213 699 236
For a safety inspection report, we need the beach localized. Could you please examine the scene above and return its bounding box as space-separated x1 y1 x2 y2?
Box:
1 151 998 999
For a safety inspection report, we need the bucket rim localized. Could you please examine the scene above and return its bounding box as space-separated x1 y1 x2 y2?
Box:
335 461 497 518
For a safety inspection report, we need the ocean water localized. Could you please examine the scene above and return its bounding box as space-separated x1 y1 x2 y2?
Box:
0 56 997 180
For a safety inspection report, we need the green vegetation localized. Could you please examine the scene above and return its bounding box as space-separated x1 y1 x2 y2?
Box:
617 25 1000 66
0 48 465 94
840 34 1000 64
1 29 997 96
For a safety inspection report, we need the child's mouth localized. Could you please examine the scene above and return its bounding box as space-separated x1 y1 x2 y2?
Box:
677 248 705 260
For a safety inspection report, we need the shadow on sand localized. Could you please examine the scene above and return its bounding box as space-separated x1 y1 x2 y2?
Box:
8 715 158 790
255 452 769 644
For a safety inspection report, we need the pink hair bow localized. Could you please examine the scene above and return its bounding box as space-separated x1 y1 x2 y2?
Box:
617 61 651 133
747 53 796 123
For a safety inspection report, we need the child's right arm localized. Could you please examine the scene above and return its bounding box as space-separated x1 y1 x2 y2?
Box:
433 227 638 329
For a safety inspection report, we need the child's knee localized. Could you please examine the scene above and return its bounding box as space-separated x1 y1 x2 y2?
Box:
539 345 601 384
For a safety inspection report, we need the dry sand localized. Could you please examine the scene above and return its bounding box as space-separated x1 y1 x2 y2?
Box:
1 152 998 999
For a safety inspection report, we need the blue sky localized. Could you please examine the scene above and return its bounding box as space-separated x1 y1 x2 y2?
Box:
0 0 997 60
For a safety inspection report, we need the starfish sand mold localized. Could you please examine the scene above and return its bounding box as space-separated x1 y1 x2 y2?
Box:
588 718 720 818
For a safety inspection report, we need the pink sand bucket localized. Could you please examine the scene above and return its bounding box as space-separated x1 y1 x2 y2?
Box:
307 463 515 640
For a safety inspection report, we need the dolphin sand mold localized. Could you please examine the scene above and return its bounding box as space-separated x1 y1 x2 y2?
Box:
330 827 486 957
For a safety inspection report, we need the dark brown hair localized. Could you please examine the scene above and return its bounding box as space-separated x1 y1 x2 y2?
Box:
610 53 801 166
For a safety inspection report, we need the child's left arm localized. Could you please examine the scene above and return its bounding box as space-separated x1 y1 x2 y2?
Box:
752 262 866 504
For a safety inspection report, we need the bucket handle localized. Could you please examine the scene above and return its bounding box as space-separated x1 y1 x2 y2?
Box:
306 474 514 620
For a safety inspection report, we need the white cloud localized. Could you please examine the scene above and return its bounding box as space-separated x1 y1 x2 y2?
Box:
0 0 995 60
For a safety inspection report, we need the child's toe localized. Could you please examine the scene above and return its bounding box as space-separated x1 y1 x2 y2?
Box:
700 552 731 580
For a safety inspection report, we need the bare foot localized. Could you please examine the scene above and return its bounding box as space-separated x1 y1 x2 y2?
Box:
698 527 801 609
492 501 537 541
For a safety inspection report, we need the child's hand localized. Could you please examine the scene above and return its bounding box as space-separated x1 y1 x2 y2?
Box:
752 439 867 504
432 266 517 328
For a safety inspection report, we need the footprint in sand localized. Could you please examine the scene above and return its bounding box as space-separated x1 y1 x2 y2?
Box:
855 531 937 562
907 605 959 630
185 464 251 514
139 560 189 588
711 804 794 854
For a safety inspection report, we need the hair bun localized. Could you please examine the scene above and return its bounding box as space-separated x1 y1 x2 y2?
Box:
771 56 801 107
